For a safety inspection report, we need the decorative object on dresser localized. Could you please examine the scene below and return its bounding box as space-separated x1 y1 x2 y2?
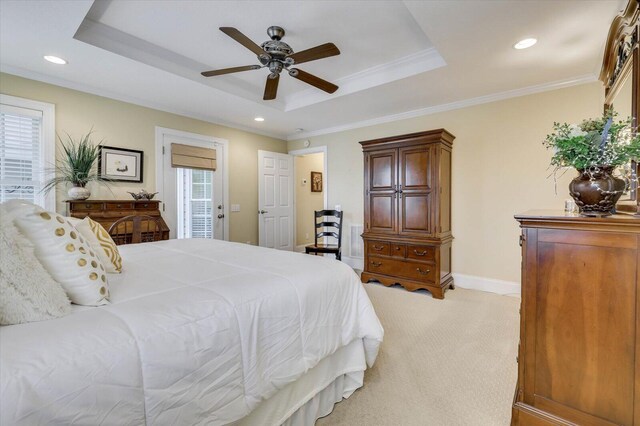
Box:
601 0 640 214
43 130 107 201
542 110 639 216
98 146 144 182
67 199 169 244
305 209 343 260
360 129 454 299
127 189 158 200
512 211 640 426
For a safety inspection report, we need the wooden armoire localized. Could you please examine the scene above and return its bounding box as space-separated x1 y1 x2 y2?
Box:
360 129 454 299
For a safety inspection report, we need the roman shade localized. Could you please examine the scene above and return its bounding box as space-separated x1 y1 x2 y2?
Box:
171 143 216 171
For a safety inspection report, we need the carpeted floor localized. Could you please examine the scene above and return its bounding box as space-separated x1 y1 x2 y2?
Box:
318 283 520 426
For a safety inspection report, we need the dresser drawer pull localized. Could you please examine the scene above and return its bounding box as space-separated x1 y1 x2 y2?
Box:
413 250 428 256
416 267 431 275
371 261 382 267
142 203 149 208
85 204 92 209
395 246 402 250
116 204 123 208
372 245 385 251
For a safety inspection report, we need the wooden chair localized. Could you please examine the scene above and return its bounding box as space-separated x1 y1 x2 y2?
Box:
108 215 163 245
305 210 343 261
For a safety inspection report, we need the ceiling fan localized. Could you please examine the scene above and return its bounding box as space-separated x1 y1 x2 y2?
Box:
201 26 340 101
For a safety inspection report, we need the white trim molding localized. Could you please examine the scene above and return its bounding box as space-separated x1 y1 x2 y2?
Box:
287 73 598 140
154 126 230 241
0 94 56 211
452 273 520 297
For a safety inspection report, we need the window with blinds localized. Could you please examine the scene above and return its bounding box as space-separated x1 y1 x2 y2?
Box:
0 104 45 207
176 168 214 239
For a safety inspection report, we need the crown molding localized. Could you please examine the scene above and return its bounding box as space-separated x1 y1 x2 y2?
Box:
0 65 286 141
287 73 599 140
283 47 446 111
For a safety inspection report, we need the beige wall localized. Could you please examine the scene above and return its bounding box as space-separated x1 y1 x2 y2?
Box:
294 153 324 246
288 82 605 283
0 73 287 245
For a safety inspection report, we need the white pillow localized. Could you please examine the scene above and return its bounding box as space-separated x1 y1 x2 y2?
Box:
0 205 71 325
4 200 110 306
69 217 122 274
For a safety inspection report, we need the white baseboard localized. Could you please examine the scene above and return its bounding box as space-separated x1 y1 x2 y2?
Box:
452 273 520 297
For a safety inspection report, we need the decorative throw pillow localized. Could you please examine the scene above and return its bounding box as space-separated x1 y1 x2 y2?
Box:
71 217 122 274
4 200 110 306
0 205 71 325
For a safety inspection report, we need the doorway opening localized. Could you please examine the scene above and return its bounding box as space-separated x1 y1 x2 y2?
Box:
289 147 327 252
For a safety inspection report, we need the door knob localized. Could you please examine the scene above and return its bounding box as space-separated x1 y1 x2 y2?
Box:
259 209 268 214
217 214 224 219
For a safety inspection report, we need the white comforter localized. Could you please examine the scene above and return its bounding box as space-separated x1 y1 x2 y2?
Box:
0 239 383 425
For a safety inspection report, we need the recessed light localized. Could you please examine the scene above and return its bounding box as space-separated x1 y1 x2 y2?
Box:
254 117 265 122
513 38 537 50
43 55 67 65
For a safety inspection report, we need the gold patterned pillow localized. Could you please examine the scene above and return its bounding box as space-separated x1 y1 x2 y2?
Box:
5 200 109 306
73 217 122 274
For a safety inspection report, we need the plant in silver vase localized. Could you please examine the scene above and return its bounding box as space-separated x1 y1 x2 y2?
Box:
42 130 110 200
544 109 640 216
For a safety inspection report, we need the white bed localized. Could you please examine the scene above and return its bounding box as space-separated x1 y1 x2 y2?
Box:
0 238 383 425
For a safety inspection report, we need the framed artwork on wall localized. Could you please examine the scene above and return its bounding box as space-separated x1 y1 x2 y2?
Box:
98 146 143 182
311 171 322 192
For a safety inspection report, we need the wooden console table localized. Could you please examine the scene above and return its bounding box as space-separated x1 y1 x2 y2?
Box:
66 199 170 243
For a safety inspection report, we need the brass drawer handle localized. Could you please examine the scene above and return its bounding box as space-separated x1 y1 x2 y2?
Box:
416 267 431 275
395 246 402 250
372 245 385 251
371 261 382 267
85 204 92 209
143 203 149 208
413 250 427 256
116 204 122 208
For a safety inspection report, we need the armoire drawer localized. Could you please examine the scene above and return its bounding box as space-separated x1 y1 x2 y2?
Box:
367 257 435 282
135 202 157 210
391 244 406 258
367 241 390 256
406 244 436 262
69 202 104 211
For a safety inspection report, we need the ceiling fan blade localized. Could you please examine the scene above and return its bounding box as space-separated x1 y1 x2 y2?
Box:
287 43 340 65
263 74 280 100
219 27 267 57
289 68 338 94
201 65 261 77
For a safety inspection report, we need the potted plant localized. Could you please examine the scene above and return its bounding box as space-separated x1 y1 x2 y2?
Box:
42 130 108 200
544 110 640 216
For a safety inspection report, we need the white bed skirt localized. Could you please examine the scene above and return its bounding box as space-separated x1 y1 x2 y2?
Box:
237 339 367 426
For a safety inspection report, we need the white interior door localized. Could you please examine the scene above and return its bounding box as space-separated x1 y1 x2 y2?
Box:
258 150 294 250
160 133 224 240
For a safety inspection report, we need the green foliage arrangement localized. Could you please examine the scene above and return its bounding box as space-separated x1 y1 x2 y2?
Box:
42 130 109 194
543 109 640 172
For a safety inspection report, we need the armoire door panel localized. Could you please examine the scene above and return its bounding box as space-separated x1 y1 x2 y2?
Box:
533 239 636 425
399 146 431 191
369 194 396 233
400 194 432 235
369 149 396 191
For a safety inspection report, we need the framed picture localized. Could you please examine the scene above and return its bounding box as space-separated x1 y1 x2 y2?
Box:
98 146 143 182
311 171 322 192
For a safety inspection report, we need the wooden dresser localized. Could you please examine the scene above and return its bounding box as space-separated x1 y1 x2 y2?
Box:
360 129 454 299
67 200 170 243
513 211 640 426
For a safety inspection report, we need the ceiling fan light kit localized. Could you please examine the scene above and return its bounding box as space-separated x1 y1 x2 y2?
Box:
201 26 340 101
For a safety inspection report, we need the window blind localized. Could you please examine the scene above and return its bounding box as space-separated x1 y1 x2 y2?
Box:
0 104 44 206
171 143 216 171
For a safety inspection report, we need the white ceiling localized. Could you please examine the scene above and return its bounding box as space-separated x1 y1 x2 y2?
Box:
0 0 625 140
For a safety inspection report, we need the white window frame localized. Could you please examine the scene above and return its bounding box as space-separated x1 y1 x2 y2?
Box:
0 94 56 211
